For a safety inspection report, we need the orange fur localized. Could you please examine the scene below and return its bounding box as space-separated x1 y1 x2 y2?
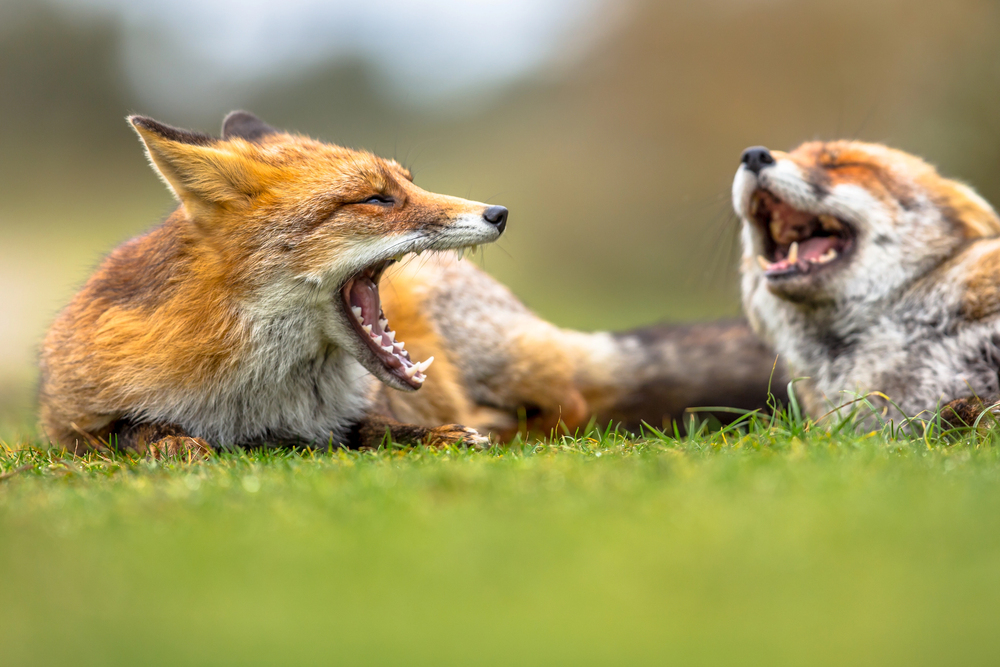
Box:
785 141 1000 239
39 113 502 452
959 239 1000 321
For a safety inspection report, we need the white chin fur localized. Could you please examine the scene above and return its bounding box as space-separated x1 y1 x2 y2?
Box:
732 165 758 219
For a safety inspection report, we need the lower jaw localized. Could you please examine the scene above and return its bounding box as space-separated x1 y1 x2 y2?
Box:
757 243 852 283
341 275 433 390
346 318 426 391
765 265 832 281
762 274 834 303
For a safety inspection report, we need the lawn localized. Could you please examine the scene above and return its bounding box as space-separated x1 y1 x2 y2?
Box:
2 410 1000 666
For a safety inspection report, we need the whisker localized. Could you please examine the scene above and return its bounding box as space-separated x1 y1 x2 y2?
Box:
853 98 880 141
491 242 514 260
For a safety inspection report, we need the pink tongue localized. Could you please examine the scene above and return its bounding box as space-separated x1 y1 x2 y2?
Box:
348 277 381 329
797 236 838 260
768 237 840 272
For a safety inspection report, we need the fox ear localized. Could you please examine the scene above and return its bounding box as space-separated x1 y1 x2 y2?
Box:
221 110 278 143
129 115 264 207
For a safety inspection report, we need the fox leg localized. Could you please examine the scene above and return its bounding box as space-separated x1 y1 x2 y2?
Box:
114 421 213 459
346 414 490 449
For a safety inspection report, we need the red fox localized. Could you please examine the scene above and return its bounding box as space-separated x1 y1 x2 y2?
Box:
733 141 1000 425
39 111 780 455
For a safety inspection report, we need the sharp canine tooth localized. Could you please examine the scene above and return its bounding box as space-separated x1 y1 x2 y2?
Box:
362 324 372 335
818 248 838 263
788 241 799 264
351 306 362 320
379 317 388 328
382 345 393 353
394 341 405 350
456 249 464 260
386 330 395 342
757 255 771 270
417 356 435 372
405 365 419 378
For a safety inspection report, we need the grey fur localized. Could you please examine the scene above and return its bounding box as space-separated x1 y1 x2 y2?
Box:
733 145 1000 423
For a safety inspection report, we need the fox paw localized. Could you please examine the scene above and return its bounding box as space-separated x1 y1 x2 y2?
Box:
942 396 1000 430
425 424 491 449
143 436 213 460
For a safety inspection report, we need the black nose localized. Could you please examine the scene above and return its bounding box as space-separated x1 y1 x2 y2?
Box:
741 146 775 174
483 205 508 234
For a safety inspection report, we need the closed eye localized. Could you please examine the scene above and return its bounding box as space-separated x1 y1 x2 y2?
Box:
360 195 395 206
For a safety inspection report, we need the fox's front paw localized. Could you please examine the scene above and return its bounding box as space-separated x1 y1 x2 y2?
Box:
425 424 491 449
142 436 213 460
942 396 1000 430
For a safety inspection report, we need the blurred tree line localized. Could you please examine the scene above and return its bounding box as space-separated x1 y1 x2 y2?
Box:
3 0 1000 328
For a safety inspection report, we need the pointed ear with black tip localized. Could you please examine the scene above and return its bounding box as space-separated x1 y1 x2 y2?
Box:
129 115 271 210
221 110 279 143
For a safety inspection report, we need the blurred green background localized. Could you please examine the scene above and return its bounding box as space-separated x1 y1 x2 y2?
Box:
2 0 1000 426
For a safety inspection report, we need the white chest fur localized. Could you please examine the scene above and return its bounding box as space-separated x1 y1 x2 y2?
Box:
745 268 1000 420
133 284 376 446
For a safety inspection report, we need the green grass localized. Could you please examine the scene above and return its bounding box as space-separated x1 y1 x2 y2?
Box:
3 403 1000 666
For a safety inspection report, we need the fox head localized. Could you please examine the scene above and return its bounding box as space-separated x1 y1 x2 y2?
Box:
732 140 1000 307
129 111 508 392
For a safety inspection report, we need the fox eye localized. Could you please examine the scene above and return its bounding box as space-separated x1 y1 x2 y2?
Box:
360 195 395 206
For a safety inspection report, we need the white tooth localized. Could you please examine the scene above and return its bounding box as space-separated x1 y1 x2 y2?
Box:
456 249 464 261
405 365 419 378
362 324 372 335
788 241 799 264
413 374 425 384
394 341 405 350
818 248 838 263
379 317 388 329
382 345 393 353
351 306 362 320
386 330 396 342
417 356 435 372
757 255 771 270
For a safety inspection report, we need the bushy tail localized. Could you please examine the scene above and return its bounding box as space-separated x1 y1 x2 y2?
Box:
568 319 786 432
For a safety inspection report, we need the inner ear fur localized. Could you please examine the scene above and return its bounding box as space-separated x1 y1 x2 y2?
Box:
129 115 270 207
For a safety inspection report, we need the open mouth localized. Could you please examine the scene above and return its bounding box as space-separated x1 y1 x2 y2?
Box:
340 258 433 389
750 189 854 278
